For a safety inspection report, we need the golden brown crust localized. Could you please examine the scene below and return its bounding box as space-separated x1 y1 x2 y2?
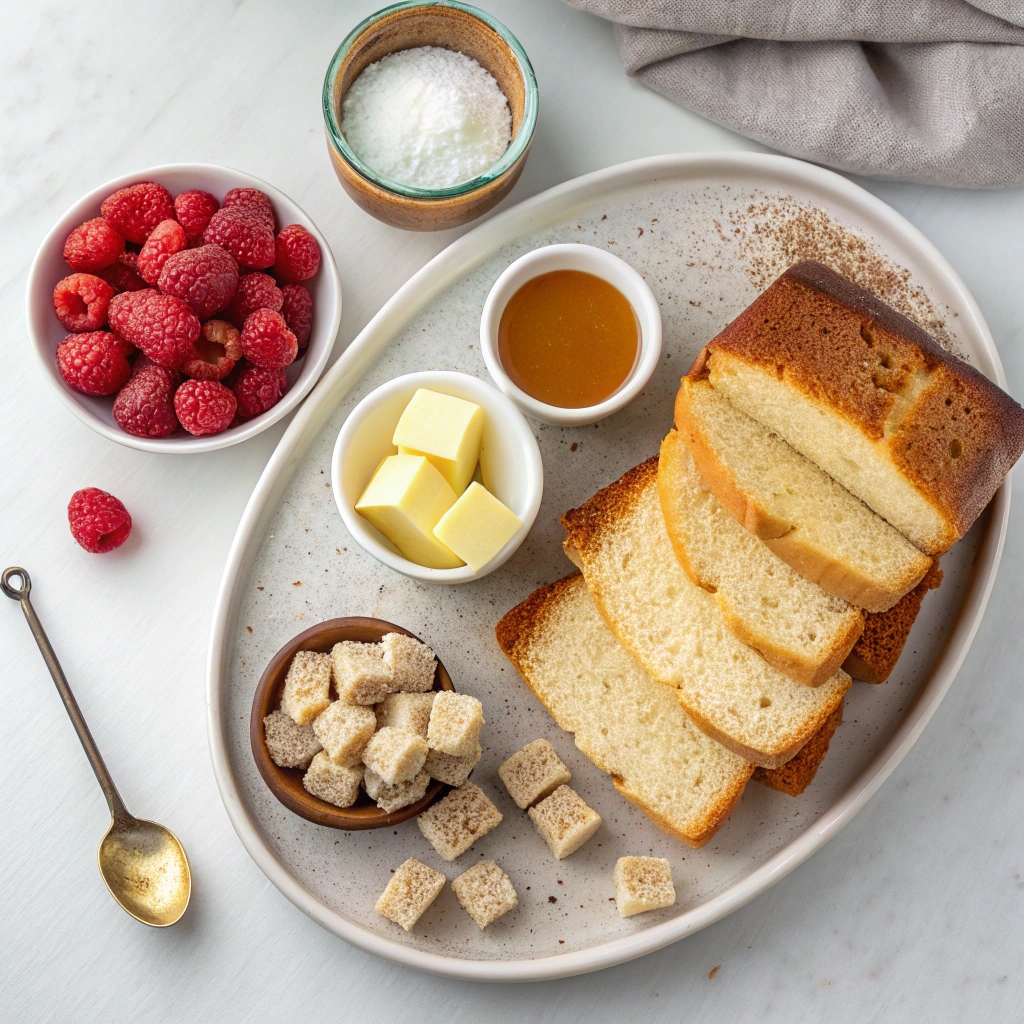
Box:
561 457 661 553
753 698 844 796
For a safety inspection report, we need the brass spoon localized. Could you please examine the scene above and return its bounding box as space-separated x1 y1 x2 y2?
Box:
2 567 191 927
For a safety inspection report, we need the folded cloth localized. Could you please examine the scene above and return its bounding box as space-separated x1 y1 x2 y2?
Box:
566 0 1024 187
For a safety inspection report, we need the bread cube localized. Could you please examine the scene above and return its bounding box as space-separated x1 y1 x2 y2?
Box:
417 782 502 861
427 691 484 757
280 650 332 725
330 641 394 705
528 785 601 860
312 701 376 767
302 753 363 808
380 633 436 693
613 856 676 918
424 742 481 788
498 738 571 809
375 692 436 738
361 726 428 785
451 861 518 930
364 767 431 814
375 858 446 932
263 710 322 769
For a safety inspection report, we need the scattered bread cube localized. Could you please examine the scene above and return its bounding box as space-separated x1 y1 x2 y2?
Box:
427 691 484 757
417 782 502 861
528 785 601 860
263 710 322 769
302 753 363 808
498 738 571 809
362 726 428 785
331 641 394 705
451 861 518 930
375 857 446 932
312 700 376 767
280 650 332 725
424 742 481 788
613 856 676 918
433 482 522 573
380 633 436 693
375 691 436 738
364 767 431 814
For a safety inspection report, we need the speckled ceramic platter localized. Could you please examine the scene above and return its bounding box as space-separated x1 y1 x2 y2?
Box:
207 154 1009 981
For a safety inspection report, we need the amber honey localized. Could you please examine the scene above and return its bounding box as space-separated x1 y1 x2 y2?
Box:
497 270 639 408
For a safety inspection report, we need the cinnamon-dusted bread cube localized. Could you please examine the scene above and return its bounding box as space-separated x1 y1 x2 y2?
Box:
375 692 436 738
302 753 363 808
427 691 484 757
263 710 322 769
417 782 502 861
331 641 393 705
424 742 481 788
451 861 518 929
498 738 571 809
613 856 675 918
364 767 431 814
381 632 436 693
362 726 428 785
280 650 332 725
528 785 601 860
312 701 376 767
375 858 446 932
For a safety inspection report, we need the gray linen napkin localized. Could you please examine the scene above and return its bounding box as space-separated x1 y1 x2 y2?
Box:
566 0 1024 187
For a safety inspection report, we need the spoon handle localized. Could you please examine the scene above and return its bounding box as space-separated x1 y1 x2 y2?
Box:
2 568 130 823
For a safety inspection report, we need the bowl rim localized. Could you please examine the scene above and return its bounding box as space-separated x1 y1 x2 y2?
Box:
479 243 664 426
321 0 539 201
26 162 343 454
332 369 543 584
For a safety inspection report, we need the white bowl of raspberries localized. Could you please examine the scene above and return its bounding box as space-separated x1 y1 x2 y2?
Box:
27 164 342 452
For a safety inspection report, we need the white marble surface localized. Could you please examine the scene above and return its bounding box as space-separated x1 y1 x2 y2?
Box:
1 0 1022 1019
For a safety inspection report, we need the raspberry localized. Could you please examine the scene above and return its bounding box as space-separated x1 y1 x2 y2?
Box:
53 273 115 332
279 283 313 347
272 224 321 283
240 308 298 368
68 488 133 553
222 187 275 230
137 219 187 285
108 289 200 368
232 362 288 421
63 217 124 272
173 379 237 436
181 319 241 381
173 190 219 240
157 244 238 319
100 182 175 245
56 331 132 396
113 361 181 437
225 272 282 327
96 258 147 293
203 207 275 270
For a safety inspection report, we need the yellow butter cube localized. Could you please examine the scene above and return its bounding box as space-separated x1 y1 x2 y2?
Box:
355 455 464 569
393 389 484 495
432 483 522 572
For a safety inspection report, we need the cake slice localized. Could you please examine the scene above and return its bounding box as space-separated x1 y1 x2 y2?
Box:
752 699 843 797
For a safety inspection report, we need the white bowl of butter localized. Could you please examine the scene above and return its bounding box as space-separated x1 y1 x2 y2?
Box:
333 371 543 584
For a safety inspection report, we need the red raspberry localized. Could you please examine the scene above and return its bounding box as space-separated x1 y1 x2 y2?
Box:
108 289 200 368
68 488 133 554
181 319 241 381
279 283 313 348
137 219 187 285
100 182 175 245
174 379 237 436
232 362 288 421
225 272 282 328
240 309 297 368
56 331 132 396
203 207 275 270
222 187 275 230
63 218 124 272
53 273 115 332
113 361 180 437
272 224 321 283
157 244 238 319
173 190 219 240
96 257 147 293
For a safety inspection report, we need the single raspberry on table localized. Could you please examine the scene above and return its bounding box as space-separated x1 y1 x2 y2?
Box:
181 319 241 381
108 289 200 368
225 271 282 327
56 331 132 396
222 187 275 230
157 244 238 319
137 219 187 285
279 283 313 347
53 273 115 332
113 361 181 437
174 379 237 436
67 487 132 553
240 308 297 368
100 182 175 244
272 224 321 283
63 217 124 272
203 207 275 270
231 362 288 421
173 190 219 240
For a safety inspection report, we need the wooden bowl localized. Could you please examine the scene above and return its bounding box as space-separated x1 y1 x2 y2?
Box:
250 617 453 830
321 1 538 231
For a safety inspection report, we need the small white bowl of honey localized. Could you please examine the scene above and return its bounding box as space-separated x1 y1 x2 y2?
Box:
479 243 662 426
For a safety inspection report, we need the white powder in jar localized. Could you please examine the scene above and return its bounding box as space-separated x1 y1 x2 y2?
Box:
340 45 512 190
